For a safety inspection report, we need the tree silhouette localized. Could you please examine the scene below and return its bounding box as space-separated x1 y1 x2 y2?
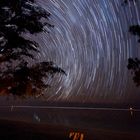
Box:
127 58 140 86
122 0 137 5
129 25 140 43
127 25 140 86
0 0 66 97
123 0 140 86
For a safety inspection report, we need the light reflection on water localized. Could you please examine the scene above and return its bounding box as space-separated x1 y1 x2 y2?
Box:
0 106 140 132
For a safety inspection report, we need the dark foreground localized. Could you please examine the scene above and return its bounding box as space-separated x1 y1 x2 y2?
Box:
0 108 140 140
0 119 139 140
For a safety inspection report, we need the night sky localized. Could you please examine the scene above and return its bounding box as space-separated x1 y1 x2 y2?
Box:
1 0 140 106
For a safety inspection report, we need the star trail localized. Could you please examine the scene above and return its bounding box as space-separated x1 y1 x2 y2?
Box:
28 0 140 103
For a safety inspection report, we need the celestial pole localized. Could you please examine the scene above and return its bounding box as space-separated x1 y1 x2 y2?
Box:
29 0 140 103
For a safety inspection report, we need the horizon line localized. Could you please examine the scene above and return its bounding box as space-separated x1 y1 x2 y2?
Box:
0 105 140 111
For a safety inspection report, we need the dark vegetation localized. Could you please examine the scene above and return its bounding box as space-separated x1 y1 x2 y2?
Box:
0 0 65 98
123 0 137 5
123 0 140 86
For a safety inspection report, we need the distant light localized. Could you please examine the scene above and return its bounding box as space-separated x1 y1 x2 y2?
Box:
129 107 133 110
33 113 41 122
129 107 133 116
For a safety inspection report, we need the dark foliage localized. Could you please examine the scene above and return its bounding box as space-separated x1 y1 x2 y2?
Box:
129 25 140 43
127 58 140 86
122 0 137 5
128 25 140 86
123 0 140 87
0 0 65 97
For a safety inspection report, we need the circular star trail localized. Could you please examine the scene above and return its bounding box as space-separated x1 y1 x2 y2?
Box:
35 0 140 103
